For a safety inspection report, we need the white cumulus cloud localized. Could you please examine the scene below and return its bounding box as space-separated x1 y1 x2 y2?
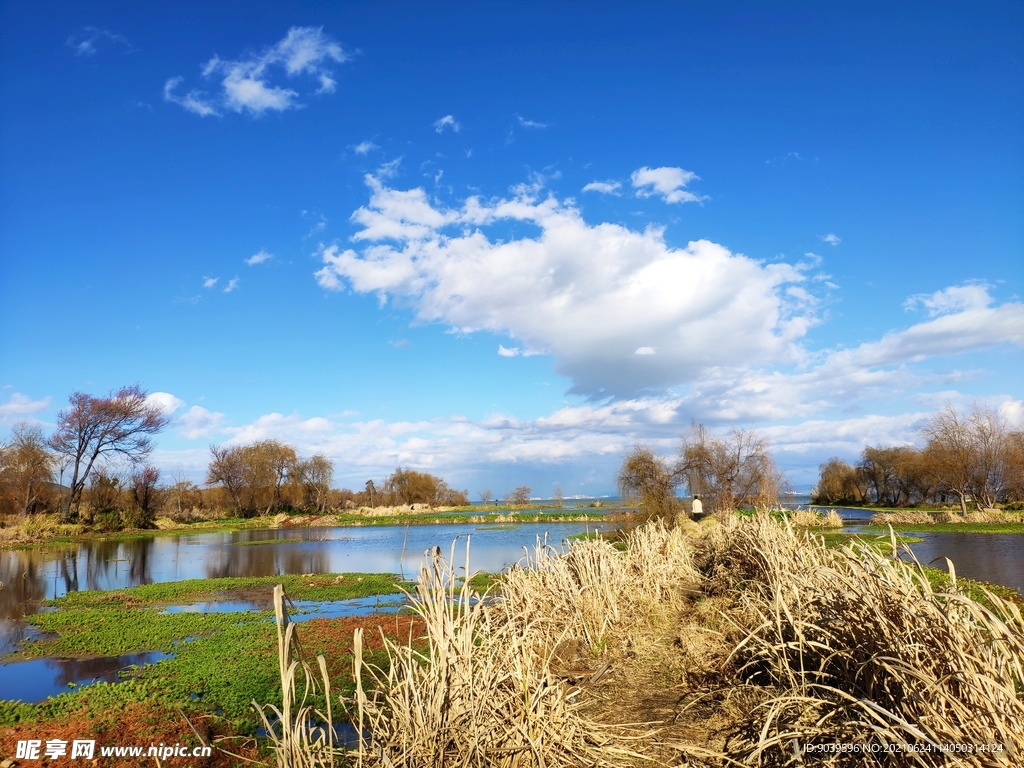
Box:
315 177 813 396
224 277 240 293
631 166 707 204
177 405 226 440
145 392 185 417
819 233 841 246
164 27 349 117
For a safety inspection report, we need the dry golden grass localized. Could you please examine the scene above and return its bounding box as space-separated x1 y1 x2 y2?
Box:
263 516 1024 767
789 508 844 527
873 509 1024 525
702 516 1024 766
0 513 82 546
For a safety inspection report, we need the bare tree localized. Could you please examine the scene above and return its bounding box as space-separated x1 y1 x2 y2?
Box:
49 386 170 520
617 445 678 522
677 423 784 514
0 422 56 516
968 406 1009 509
479 488 493 506
505 486 532 507
813 457 864 505
207 445 246 512
242 440 298 514
168 469 202 520
921 404 1013 512
552 485 564 508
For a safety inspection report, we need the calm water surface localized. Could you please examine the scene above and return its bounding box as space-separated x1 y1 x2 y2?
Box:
0 521 613 656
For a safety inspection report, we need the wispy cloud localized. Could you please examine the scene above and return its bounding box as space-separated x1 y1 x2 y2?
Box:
245 249 272 266
819 233 841 246
765 151 802 166
0 392 51 426
202 276 219 289
498 345 521 357
66 27 135 57
164 26 349 117
353 140 379 155
376 158 402 179
630 166 707 204
582 181 621 195
303 210 328 237
904 283 992 317
224 277 240 293
516 115 547 129
433 115 460 133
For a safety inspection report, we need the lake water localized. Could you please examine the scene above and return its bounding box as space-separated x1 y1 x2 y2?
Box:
0 521 614 658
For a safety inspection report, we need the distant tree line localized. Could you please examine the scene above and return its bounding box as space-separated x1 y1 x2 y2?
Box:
813 404 1024 513
0 386 471 529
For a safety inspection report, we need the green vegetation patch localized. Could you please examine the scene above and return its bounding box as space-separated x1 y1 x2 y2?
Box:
48 572 408 609
16 605 267 659
862 522 1024 534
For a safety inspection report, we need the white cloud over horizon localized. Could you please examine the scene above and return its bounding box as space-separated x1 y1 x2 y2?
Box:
129 391 1024 490
313 178 1024 404
164 27 349 117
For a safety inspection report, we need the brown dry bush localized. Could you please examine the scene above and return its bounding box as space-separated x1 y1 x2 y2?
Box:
702 515 1024 766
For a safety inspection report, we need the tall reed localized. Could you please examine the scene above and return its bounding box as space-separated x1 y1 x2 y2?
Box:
348 541 640 768
254 584 338 768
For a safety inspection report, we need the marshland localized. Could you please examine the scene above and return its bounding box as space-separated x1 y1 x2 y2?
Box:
2 400 1024 765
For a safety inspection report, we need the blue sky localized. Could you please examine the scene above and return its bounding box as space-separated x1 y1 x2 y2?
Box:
2 1 1022 496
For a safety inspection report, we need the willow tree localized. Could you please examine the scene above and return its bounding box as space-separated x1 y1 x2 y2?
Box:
617 444 679 523
0 422 56 516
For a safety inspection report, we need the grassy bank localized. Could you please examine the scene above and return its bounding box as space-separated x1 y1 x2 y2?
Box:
0 508 616 550
864 521 1024 534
